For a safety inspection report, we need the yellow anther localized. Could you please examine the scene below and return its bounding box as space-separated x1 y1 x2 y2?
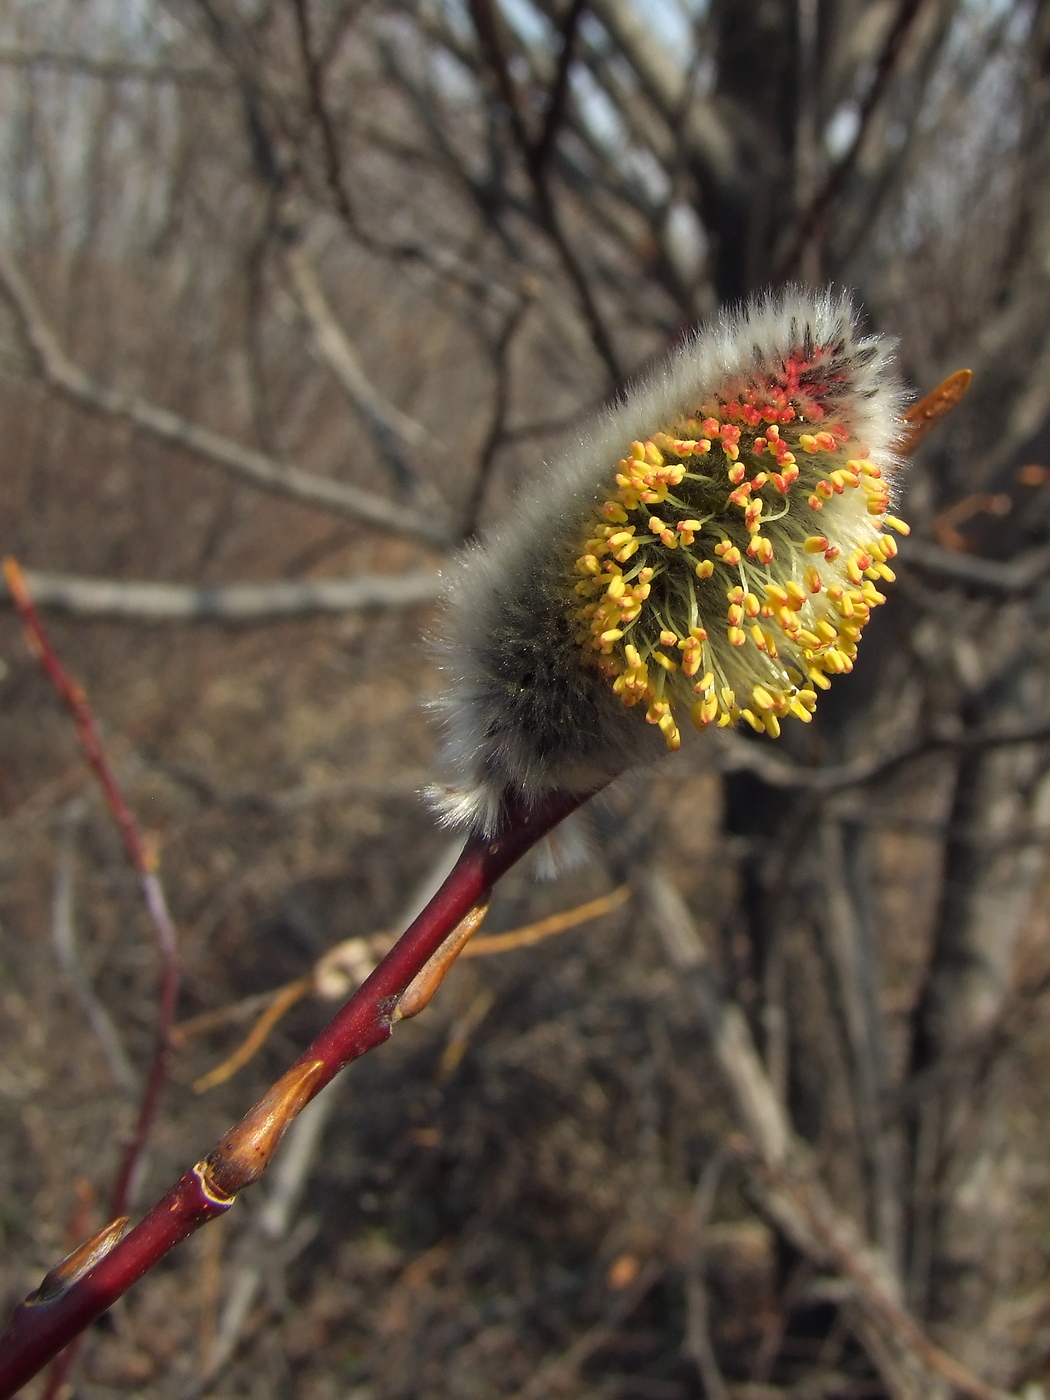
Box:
757 537 776 564
599 628 624 643
741 709 764 733
607 530 634 548
765 584 789 605
695 672 714 692
727 585 745 603
692 695 719 728
788 699 813 723
630 441 647 461
659 630 678 647
606 573 626 601
797 629 822 649
751 624 767 650
815 619 838 643
695 559 715 579
785 582 807 609
762 712 781 738
866 498 887 516
885 515 910 535
804 535 829 553
727 604 744 627
727 626 746 647
721 687 735 708
653 652 677 672
744 592 761 616
805 567 822 593
752 685 774 710
659 714 681 750
876 564 896 582
799 434 818 453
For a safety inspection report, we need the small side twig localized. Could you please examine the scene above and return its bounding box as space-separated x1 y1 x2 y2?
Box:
185 885 631 1090
776 0 930 278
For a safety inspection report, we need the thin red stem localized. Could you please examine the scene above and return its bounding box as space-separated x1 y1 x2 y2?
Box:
3 558 182 1396
0 784 595 1398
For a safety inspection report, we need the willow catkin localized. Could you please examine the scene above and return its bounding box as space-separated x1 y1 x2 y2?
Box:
430 288 908 835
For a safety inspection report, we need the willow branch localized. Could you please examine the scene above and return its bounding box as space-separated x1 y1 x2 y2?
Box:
0 786 598 1397
0 245 453 546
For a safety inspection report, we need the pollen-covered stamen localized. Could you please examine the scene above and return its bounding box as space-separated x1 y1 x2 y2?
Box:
566 347 907 750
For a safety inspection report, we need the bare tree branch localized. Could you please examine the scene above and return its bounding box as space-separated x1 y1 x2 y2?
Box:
280 240 431 453
642 867 1009 1400
0 568 443 621
0 245 454 546
51 799 139 1099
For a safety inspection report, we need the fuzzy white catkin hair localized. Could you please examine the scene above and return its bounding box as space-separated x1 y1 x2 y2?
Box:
429 287 907 836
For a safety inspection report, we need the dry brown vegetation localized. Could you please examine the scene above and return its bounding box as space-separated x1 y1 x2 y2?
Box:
5 0 1050 1397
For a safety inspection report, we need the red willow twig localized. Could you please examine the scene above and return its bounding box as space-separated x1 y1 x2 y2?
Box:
0 748 595 1395
2 557 181 1398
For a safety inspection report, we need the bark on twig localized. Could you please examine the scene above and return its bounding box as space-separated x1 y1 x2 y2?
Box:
0 787 598 1397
